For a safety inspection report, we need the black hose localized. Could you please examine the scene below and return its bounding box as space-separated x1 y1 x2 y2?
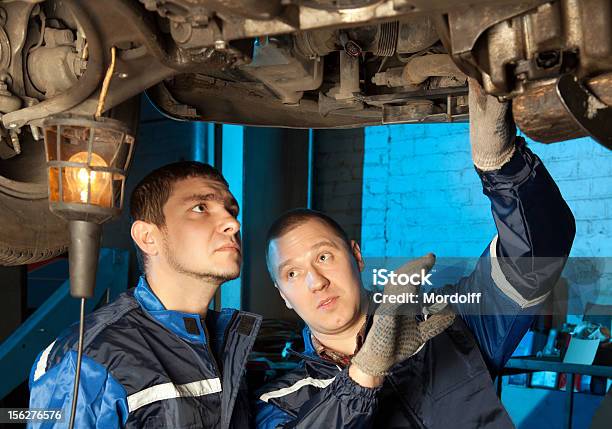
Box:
68 298 86 429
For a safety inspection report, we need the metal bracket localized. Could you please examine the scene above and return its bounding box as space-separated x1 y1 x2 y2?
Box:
556 74 612 149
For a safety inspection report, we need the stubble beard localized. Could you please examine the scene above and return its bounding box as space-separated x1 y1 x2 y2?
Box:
162 235 240 284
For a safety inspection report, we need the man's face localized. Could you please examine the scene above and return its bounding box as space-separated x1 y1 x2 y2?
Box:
268 219 364 336
159 177 241 282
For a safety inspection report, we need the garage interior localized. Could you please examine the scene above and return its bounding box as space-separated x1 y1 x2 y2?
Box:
0 94 610 428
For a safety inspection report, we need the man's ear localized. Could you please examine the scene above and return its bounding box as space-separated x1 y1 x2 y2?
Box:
350 240 365 272
131 220 160 258
276 284 293 310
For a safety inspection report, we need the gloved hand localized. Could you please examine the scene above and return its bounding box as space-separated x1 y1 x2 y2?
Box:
351 254 455 377
468 78 517 171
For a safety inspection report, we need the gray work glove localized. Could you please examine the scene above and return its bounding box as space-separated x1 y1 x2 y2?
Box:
468 78 517 171
351 254 456 376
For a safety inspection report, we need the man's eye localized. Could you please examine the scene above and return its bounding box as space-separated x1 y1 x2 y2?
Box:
319 253 330 262
288 271 297 279
192 204 206 213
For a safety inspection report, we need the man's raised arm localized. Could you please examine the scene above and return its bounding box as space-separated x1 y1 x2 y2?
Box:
438 79 576 374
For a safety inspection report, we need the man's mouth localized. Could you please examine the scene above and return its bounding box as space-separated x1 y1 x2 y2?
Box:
317 296 339 310
216 243 241 254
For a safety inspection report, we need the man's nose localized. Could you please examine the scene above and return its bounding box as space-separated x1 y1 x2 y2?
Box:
219 210 240 235
306 269 329 292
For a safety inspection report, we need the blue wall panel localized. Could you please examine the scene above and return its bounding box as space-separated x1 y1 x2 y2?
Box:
362 124 612 258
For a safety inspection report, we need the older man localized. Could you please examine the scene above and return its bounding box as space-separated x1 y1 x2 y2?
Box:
255 80 576 428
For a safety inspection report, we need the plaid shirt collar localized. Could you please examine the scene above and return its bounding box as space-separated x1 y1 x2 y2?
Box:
311 316 369 367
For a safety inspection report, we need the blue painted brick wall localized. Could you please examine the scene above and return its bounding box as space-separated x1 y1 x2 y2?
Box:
362 123 612 258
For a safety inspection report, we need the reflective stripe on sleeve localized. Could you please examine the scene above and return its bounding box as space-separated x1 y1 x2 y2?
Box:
259 376 336 403
490 235 550 308
33 340 57 382
127 378 222 412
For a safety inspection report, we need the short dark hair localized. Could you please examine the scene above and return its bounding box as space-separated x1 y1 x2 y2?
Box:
130 161 228 271
265 208 352 278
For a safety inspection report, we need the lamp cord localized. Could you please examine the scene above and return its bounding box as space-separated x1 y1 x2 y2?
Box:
95 46 116 119
68 298 86 429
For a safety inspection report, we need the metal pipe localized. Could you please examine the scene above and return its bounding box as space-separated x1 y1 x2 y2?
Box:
68 298 86 429
402 54 466 85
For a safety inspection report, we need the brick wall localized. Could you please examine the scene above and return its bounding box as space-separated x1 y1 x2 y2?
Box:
313 128 365 243
361 123 612 258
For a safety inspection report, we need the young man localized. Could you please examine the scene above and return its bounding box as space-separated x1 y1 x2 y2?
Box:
256 80 576 428
28 162 261 428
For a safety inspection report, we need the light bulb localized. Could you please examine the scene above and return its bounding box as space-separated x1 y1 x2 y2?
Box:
65 152 112 206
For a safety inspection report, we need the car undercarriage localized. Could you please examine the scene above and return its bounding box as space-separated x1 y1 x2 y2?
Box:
0 0 610 265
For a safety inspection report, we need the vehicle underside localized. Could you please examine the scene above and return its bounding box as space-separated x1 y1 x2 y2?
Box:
0 0 610 265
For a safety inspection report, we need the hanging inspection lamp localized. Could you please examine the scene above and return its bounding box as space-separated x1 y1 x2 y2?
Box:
43 115 135 298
